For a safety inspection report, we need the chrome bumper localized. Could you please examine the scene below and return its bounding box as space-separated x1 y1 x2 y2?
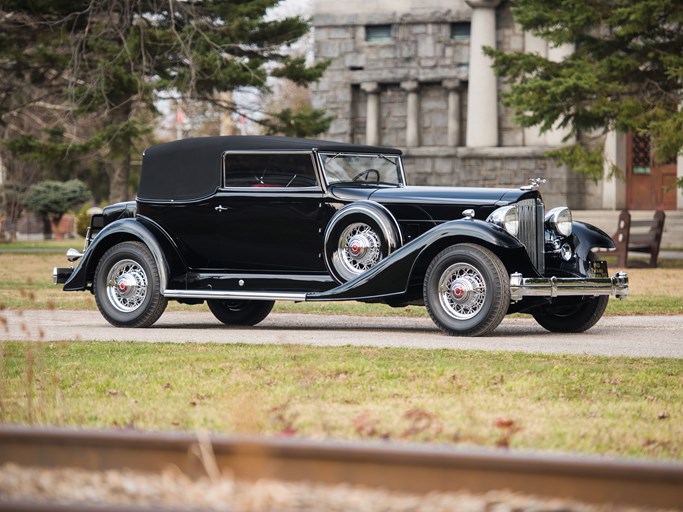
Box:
510 272 628 302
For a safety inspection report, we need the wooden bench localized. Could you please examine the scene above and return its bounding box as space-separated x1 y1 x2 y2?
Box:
604 210 666 268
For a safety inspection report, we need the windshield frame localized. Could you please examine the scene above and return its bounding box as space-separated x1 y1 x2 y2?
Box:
315 151 406 189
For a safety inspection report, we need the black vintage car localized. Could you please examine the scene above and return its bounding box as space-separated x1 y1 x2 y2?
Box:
54 136 628 336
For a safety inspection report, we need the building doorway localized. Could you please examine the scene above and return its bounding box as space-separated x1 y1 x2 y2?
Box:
627 132 677 210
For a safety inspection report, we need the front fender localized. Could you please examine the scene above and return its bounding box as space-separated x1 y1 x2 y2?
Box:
572 221 615 256
544 221 617 278
308 219 527 301
572 221 615 264
63 218 174 292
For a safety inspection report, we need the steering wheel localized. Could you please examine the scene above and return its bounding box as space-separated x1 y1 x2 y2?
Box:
352 168 380 183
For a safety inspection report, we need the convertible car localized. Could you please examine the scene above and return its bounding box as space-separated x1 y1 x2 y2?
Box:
53 136 628 336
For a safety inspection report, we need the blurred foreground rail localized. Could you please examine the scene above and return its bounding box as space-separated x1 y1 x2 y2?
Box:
1 426 682 511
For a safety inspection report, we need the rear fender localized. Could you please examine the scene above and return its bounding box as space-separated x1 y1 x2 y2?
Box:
63 217 181 292
308 219 528 301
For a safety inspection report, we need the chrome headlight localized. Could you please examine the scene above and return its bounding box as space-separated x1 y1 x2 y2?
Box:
545 207 573 237
487 205 519 237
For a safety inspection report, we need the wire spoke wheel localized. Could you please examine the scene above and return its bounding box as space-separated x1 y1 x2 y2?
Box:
94 242 167 328
337 222 382 277
105 259 148 313
437 262 487 320
424 243 509 337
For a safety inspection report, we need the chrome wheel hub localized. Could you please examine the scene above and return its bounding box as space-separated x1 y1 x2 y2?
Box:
337 223 381 278
106 259 148 313
438 263 486 320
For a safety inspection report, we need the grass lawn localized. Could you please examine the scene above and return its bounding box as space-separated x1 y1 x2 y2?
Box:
1 242 681 462
1 341 682 461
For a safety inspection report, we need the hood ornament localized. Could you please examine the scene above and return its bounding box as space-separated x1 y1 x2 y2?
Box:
521 178 546 190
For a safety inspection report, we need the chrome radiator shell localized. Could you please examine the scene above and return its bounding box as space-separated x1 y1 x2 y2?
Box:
516 198 545 274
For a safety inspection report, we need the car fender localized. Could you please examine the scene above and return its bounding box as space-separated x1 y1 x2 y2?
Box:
571 221 615 261
308 218 529 301
63 217 178 292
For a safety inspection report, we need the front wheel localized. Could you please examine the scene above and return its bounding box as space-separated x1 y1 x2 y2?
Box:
207 299 274 326
423 244 510 337
531 295 608 333
93 241 168 328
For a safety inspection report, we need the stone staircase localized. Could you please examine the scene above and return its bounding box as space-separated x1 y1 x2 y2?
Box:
574 210 683 250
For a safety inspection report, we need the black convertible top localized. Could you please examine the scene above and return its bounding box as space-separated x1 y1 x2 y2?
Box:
137 136 402 201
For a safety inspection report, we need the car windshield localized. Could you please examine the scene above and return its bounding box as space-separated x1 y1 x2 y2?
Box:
319 153 403 187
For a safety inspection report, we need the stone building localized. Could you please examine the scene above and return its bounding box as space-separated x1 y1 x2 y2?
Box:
311 0 683 211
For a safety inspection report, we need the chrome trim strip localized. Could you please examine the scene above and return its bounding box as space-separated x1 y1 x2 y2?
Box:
163 289 307 302
509 272 629 301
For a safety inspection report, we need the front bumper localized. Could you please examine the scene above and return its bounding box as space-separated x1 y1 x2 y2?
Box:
510 272 628 302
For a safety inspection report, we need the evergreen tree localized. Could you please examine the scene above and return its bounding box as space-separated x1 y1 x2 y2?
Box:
484 0 683 187
1 1 331 203
22 179 91 238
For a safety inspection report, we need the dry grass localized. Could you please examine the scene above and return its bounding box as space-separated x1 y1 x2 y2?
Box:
1 341 682 461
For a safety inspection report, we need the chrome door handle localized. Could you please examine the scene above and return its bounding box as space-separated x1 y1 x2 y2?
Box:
215 205 230 212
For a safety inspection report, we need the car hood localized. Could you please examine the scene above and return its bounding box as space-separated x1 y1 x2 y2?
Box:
329 185 537 224
368 186 530 206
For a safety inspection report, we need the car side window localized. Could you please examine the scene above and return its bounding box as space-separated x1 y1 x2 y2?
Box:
223 153 318 188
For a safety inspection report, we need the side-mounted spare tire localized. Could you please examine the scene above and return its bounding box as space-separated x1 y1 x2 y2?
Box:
323 201 402 283
93 241 168 328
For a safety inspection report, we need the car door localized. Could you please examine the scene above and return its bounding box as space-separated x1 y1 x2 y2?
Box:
215 151 334 272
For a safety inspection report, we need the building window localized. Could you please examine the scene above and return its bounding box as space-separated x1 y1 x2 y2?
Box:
366 24 392 42
450 22 471 41
631 133 651 175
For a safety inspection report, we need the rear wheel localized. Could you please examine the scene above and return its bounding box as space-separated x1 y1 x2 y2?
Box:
531 295 608 333
94 241 167 328
207 299 274 326
423 244 509 337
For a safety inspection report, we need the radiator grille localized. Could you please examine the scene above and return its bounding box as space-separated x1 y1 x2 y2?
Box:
516 198 545 274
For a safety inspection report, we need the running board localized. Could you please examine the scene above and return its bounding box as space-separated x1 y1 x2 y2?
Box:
163 289 307 302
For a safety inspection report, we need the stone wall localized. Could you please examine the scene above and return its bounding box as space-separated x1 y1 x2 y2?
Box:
312 0 601 209
312 13 472 146
402 147 588 209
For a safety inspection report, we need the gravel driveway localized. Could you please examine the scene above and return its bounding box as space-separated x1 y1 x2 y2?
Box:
2 310 682 358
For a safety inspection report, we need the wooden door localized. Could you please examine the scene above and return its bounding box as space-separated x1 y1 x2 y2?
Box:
627 133 677 210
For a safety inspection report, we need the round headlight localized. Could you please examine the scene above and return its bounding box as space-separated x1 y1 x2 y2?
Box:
545 207 573 237
487 205 519 237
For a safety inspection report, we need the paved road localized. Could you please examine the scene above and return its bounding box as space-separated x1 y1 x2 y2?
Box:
2 310 682 358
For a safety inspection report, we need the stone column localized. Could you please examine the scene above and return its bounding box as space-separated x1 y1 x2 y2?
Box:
602 130 627 209
443 79 462 147
523 33 547 146
401 80 420 147
546 43 576 145
465 0 501 147
361 82 381 146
